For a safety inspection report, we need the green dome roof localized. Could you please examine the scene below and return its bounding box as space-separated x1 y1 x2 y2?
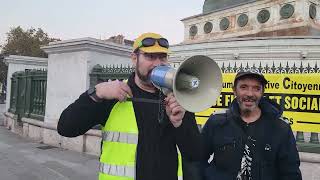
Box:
203 0 256 14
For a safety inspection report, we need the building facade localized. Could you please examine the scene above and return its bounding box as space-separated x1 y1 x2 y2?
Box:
181 0 320 44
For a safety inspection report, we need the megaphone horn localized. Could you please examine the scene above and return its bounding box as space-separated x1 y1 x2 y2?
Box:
150 55 223 113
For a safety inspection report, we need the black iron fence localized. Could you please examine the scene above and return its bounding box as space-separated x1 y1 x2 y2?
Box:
0 93 5 104
9 69 47 121
89 64 134 87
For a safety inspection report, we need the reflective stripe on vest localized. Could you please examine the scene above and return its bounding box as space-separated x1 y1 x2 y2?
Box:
177 147 183 178
102 131 138 144
100 162 135 178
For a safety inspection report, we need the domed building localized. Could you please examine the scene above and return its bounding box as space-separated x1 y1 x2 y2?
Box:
203 0 256 14
180 0 320 43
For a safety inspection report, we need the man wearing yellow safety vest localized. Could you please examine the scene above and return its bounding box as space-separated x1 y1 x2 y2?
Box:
57 32 202 180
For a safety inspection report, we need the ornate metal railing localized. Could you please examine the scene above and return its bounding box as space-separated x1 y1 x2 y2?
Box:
9 69 47 121
220 61 320 74
89 64 134 87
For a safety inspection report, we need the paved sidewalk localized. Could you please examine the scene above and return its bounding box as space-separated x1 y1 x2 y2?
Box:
301 162 320 180
0 126 99 180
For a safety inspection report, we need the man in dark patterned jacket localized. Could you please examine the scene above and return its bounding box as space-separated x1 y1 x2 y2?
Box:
200 71 302 180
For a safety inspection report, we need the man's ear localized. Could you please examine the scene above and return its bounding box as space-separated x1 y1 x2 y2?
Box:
131 53 137 67
232 86 237 97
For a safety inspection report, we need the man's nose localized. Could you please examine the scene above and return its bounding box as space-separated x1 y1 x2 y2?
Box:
153 58 166 66
246 88 254 96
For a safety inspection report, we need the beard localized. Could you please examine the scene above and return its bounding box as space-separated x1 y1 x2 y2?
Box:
237 95 261 114
136 66 150 82
135 60 153 87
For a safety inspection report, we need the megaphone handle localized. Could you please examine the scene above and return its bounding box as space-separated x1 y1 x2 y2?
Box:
160 87 171 96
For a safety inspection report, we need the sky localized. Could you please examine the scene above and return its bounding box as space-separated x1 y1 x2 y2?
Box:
0 0 204 46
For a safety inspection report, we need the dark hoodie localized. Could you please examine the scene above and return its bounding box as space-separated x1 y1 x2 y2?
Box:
200 97 302 180
58 73 202 180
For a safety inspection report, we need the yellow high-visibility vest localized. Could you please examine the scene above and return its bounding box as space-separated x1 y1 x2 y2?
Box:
99 101 183 180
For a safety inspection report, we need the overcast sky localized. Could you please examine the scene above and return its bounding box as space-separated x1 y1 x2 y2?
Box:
0 0 204 46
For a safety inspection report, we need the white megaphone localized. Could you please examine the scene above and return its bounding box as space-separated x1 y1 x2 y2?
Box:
150 55 222 112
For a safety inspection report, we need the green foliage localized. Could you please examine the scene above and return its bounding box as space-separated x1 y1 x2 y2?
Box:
0 26 59 94
0 55 7 94
1 26 60 58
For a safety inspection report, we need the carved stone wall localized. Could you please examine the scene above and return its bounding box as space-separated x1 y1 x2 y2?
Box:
182 0 320 43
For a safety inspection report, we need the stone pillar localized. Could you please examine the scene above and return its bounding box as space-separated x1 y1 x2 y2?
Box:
41 38 131 149
42 37 132 124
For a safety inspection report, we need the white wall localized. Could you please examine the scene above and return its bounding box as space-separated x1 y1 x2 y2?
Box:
170 36 320 68
45 51 89 123
42 38 131 124
88 51 132 68
4 55 47 111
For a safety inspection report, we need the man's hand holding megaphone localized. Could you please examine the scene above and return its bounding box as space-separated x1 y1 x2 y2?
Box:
164 92 185 128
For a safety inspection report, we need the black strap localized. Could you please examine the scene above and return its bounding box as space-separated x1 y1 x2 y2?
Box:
127 94 165 124
127 97 160 104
